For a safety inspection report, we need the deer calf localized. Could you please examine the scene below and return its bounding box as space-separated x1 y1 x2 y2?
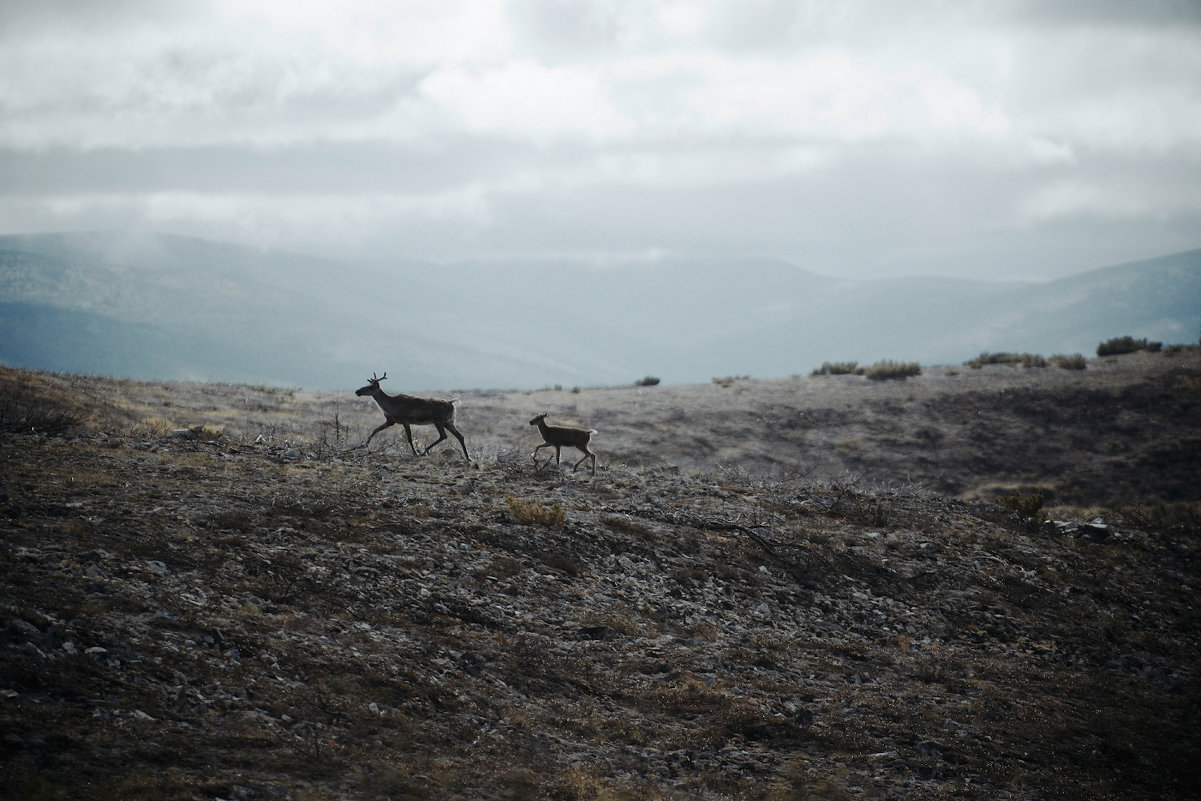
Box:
355 372 471 461
529 412 597 473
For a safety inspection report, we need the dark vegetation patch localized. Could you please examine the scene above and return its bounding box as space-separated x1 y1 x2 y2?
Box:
1097 335 1162 356
0 369 88 435
863 360 922 380
916 366 1201 506
811 361 862 376
965 351 1048 369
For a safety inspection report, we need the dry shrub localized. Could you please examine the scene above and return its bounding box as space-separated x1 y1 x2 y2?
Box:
864 360 921 381
506 496 566 527
641 674 732 716
811 361 861 376
1097 335 1161 356
1051 353 1087 370
966 352 1047 369
0 376 86 435
134 416 175 437
994 488 1046 521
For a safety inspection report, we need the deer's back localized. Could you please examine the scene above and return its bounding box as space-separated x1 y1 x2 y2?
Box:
380 394 457 423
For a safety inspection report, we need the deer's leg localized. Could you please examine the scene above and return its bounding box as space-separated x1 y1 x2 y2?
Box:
365 420 394 446
572 446 596 473
534 443 563 468
423 423 450 455
401 423 420 456
444 421 471 461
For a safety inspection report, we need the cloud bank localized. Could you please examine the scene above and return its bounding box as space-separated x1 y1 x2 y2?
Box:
1 0 1198 279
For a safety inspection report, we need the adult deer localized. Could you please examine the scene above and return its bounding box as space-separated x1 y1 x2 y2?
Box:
355 372 471 461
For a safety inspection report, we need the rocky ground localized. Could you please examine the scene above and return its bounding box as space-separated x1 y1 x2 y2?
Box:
1 350 1199 800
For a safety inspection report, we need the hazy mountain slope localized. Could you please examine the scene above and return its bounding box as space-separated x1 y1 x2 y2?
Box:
398 257 839 384
1006 250 1201 353
1 231 1197 390
767 250 1201 369
0 302 216 382
0 233 562 389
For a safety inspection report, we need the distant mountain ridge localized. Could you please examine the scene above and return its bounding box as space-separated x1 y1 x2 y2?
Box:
1 231 1198 391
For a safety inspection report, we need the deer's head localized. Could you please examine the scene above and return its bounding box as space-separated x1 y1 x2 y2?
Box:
355 371 388 396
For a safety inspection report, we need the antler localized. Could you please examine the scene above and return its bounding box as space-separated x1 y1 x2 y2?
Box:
368 371 388 383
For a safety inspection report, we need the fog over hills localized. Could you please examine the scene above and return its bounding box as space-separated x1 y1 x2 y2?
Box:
1 231 1198 391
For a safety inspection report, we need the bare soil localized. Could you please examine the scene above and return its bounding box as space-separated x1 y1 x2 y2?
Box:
1 350 1198 800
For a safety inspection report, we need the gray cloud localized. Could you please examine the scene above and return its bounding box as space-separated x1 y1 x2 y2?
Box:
0 0 1197 281
1009 0 1201 28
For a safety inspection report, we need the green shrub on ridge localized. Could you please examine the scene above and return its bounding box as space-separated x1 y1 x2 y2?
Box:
1097 336 1161 357
864 360 921 381
811 362 861 376
1050 353 1087 370
966 352 1046 369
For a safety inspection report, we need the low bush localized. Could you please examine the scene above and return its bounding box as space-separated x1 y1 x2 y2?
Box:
810 361 861 376
0 400 83 435
635 376 660 387
0 375 86 435
1022 353 1047 368
136 416 175 437
965 352 1046 369
506 497 566 527
863 361 921 381
1097 336 1161 357
966 352 1012 368
994 489 1046 521
1050 353 1087 370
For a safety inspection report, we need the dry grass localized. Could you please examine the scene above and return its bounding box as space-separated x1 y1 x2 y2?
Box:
506 496 568 527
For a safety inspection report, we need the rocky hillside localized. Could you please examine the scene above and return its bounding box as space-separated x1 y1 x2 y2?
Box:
1 353 1199 800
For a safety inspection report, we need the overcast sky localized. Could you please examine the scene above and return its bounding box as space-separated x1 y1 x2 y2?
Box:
1 0 1199 280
